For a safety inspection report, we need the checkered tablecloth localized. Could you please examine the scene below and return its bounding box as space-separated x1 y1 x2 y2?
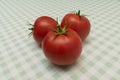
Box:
0 0 120 80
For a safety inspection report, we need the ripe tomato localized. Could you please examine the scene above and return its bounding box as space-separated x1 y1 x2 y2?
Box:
61 10 90 41
32 16 57 45
42 27 82 66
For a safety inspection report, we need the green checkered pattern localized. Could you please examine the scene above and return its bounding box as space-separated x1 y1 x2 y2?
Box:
0 0 120 80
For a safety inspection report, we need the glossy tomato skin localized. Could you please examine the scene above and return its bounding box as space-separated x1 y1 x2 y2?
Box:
61 14 90 41
33 16 57 45
42 28 82 66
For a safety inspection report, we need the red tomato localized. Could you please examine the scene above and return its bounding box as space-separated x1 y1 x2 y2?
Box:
33 16 57 45
42 28 82 66
61 10 90 41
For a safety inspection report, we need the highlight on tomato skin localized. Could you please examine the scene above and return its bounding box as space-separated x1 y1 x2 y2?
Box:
61 10 91 41
42 25 82 66
28 10 91 66
29 16 57 45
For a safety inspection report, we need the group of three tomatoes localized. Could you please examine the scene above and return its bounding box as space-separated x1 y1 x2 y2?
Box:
29 10 91 66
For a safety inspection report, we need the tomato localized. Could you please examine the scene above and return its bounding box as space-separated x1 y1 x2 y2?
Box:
61 10 90 41
30 16 57 45
42 26 82 66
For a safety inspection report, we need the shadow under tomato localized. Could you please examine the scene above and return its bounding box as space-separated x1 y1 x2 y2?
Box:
83 38 91 46
48 61 79 71
38 44 42 48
